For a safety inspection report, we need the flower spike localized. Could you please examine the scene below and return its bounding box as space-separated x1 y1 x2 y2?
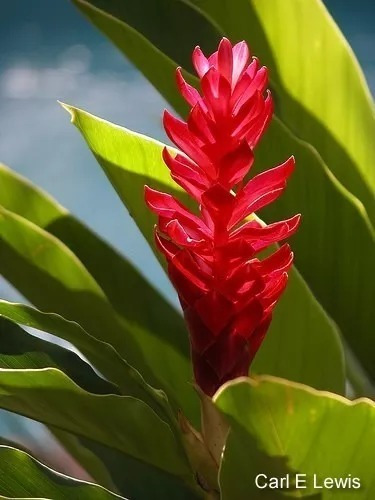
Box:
145 38 300 396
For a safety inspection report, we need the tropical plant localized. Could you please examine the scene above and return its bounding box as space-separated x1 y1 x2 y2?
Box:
0 1 374 499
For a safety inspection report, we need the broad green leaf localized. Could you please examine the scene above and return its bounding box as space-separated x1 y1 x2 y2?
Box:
0 164 199 425
215 376 375 499
73 0 375 225
345 345 375 399
0 303 192 489
69 2 375 381
252 266 343 393
0 317 116 395
255 117 375 382
6 428 197 500
0 416 117 495
50 432 198 499
0 445 123 499
0 299 170 420
0 368 191 480
0 432 118 496
66 438 200 500
70 0 200 121
0 203 198 422
71 0 222 115
185 0 375 223
51 429 118 494
0 316 196 496
0 206 183 448
0 420 197 499
0 163 189 368
64 104 345 394
0 205 128 357
0 316 119 489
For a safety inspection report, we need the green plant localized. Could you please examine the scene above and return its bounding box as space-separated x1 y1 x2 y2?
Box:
0 1 374 498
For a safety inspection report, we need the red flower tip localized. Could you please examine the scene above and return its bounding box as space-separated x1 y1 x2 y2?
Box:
145 38 300 396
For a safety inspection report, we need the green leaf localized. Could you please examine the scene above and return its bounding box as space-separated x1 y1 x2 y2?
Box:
63 104 345 394
215 376 375 499
52 432 198 499
255 117 375 383
0 205 185 446
0 299 170 419
66 439 201 500
0 316 120 489
252 266 344 394
0 204 129 360
0 164 199 425
0 163 189 373
73 0 375 225
0 445 123 499
0 317 196 496
0 432 119 496
186 0 375 223
71 0 222 116
70 0 198 117
0 368 191 480
70 1 375 382
0 317 116 395
50 429 118 494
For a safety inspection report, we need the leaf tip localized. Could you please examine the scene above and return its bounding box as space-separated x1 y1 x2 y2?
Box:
58 101 77 125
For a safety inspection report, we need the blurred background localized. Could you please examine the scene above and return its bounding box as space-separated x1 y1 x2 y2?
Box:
0 0 374 480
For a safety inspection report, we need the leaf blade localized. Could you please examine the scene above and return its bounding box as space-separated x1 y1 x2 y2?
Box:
215 376 375 499
0 445 124 499
72 0 375 223
0 299 169 418
0 368 191 479
0 163 199 425
64 104 345 394
68 0 375 380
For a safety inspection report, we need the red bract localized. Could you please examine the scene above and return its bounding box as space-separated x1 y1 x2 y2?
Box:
145 38 300 396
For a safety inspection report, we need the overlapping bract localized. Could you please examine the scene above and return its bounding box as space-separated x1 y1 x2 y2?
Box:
145 38 300 396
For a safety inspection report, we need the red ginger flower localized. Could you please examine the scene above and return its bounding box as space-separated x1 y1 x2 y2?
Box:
145 38 300 396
